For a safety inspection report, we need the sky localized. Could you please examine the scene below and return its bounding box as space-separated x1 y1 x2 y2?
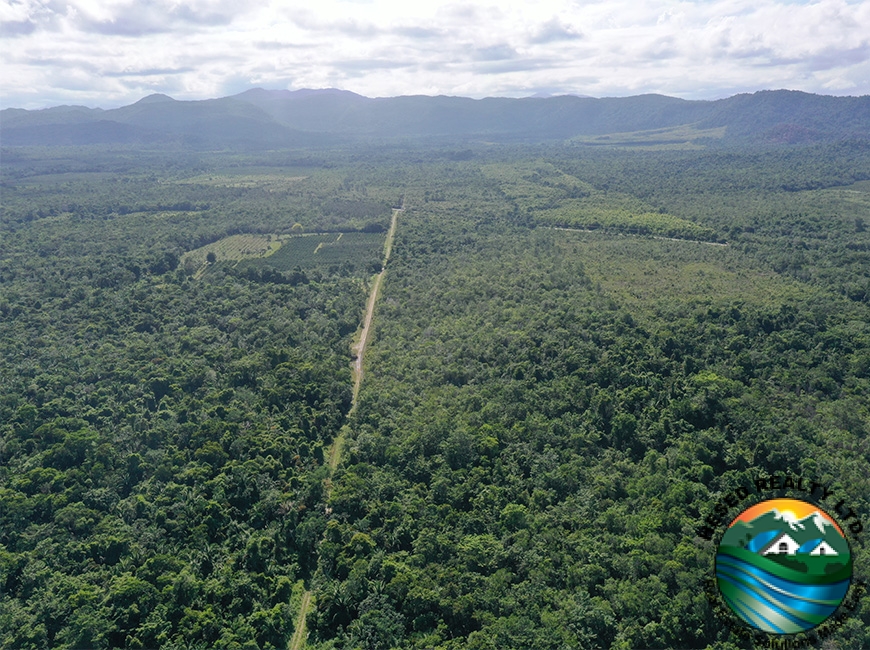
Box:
1 0 869 109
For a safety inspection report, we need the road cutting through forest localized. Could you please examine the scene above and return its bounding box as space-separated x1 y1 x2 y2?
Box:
289 203 402 650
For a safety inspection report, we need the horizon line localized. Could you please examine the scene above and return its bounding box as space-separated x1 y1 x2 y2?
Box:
4 87 868 113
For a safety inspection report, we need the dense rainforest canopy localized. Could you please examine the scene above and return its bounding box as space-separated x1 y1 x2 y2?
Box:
1 138 868 649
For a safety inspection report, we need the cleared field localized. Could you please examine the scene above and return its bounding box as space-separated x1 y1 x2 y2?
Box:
176 172 308 188
246 232 386 274
181 234 285 276
12 171 119 185
570 124 727 149
556 232 808 315
482 160 720 242
539 204 720 241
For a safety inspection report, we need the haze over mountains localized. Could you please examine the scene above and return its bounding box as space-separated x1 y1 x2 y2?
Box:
2 88 868 149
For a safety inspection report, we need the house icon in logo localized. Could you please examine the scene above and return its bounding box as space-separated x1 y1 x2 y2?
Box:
809 541 838 556
761 532 800 555
760 532 840 557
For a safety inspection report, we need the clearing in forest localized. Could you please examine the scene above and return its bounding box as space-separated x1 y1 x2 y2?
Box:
558 232 809 315
482 160 720 242
175 172 309 188
183 230 388 280
247 232 386 274
181 234 286 277
569 124 726 148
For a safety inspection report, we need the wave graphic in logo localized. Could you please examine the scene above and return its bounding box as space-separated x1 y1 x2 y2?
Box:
715 498 852 634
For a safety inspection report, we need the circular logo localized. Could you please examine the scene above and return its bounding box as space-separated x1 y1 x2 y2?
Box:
715 498 853 635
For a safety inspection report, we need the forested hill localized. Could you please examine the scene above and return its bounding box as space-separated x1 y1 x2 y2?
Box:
2 89 868 147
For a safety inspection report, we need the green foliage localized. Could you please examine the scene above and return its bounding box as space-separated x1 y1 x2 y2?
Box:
2 141 869 649
240 231 387 278
482 160 721 241
0 152 379 648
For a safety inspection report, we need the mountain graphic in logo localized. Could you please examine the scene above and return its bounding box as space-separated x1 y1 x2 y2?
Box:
716 498 852 634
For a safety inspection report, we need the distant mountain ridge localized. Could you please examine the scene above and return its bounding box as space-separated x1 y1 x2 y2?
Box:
2 88 868 148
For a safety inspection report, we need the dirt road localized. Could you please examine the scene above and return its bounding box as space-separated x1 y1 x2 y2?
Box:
289 204 401 649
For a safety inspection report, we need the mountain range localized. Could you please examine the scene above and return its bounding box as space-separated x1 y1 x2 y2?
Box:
2 88 868 148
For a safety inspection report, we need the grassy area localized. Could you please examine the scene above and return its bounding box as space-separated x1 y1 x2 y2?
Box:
541 204 719 240
175 169 309 188
482 160 720 241
570 124 727 148
556 232 809 317
181 233 285 276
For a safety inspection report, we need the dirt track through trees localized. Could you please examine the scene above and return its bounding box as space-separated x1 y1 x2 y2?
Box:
349 205 401 414
289 204 401 650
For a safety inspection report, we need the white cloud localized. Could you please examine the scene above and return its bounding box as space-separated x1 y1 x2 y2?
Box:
1 0 868 108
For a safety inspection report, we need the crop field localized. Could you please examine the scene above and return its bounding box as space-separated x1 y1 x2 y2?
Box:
181 233 285 276
245 231 386 274
310 232 386 266
257 234 338 269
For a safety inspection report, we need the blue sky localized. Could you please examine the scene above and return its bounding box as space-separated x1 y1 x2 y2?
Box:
1 0 868 109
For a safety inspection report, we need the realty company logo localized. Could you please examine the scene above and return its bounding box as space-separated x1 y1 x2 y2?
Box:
716 498 851 634
699 475 867 648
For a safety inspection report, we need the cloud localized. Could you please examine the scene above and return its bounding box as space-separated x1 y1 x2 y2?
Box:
291 13 382 38
2 0 869 109
0 19 37 36
394 26 443 40
254 40 310 50
473 45 518 62
802 43 870 72
333 58 415 72
529 18 582 44
1 0 244 37
102 66 196 78
475 58 560 75
78 2 240 36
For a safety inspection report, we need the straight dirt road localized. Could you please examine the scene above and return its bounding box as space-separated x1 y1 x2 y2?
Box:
350 205 400 410
289 204 401 650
